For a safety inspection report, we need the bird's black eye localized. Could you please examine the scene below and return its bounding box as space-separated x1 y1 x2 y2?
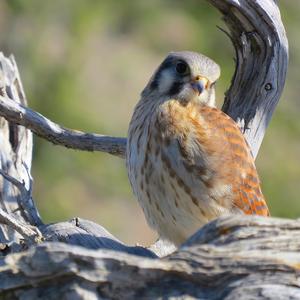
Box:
175 61 188 75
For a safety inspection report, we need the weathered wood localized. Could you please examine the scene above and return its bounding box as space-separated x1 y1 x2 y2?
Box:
209 0 289 158
0 94 126 158
41 218 157 258
0 0 292 299
0 54 42 244
1 216 300 300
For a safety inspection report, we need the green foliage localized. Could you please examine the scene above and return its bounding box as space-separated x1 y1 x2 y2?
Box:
0 0 299 244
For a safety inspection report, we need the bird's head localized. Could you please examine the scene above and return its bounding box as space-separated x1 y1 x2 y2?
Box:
142 51 220 106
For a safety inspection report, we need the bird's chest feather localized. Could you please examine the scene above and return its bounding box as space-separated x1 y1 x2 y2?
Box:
127 100 200 197
127 100 217 241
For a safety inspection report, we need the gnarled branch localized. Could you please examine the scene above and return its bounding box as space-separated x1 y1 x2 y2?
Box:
1 216 300 299
0 54 41 244
210 0 288 157
0 94 126 158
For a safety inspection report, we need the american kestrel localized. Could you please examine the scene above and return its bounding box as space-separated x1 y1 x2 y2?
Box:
126 51 269 246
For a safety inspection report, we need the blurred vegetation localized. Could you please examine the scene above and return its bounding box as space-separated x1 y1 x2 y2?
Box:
0 0 299 245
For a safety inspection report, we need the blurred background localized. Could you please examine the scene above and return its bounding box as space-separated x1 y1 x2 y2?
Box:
0 0 299 245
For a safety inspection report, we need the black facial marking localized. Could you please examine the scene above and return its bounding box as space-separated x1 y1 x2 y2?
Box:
145 56 189 97
168 81 184 96
149 78 159 91
148 57 174 93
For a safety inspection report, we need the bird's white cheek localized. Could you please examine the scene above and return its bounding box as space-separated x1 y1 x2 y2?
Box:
179 88 216 107
201 89 216 107
158 70 174 95
178 85 198 102
198 91 209 103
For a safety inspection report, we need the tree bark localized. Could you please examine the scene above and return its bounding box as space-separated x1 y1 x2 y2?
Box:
0 53 42 245
0 0 291 299
1 216 300 300
211 0 289 158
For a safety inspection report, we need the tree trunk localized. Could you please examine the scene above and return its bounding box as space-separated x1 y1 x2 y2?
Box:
0 0 290 299
2 216 300 300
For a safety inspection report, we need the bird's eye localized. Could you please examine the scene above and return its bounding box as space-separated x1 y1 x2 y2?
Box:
175 62 188 75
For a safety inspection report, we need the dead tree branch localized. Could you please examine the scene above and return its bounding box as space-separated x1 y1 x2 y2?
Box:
0 207 42 244
0 94 126 158
210 0 288 157
1 216 300 299
0 54 41 244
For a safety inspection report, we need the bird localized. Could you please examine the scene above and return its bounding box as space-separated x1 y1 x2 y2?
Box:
126 51 269 246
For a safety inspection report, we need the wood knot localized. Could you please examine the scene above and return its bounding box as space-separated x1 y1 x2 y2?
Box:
264 83 273 91
0 243 10 255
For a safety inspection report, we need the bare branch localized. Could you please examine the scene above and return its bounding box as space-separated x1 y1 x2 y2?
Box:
0 169 28 198
0 53 41 240
0 168 42 226
0 94 126 158
0 207 42 243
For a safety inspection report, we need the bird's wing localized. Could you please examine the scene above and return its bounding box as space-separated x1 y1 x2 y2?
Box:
158 102 270 217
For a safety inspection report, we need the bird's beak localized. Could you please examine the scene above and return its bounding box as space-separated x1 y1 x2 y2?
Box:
191 76 208 96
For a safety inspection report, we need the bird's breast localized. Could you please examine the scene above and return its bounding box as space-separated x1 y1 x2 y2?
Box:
126 100 218 244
